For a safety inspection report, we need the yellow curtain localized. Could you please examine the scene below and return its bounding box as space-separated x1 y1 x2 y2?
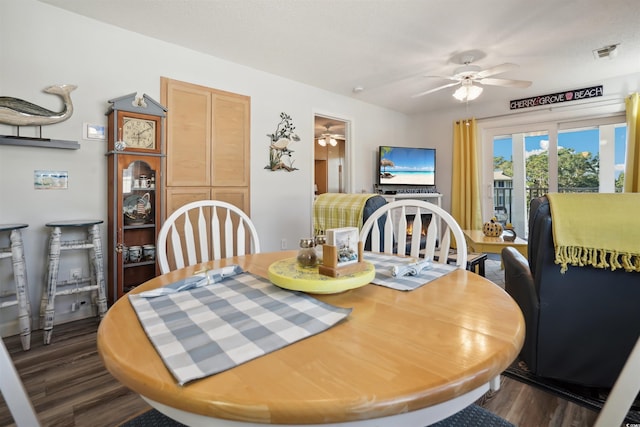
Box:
451 118 482 230
625 92 640 192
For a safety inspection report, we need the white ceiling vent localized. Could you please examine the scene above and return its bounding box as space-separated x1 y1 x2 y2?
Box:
593 44 620 60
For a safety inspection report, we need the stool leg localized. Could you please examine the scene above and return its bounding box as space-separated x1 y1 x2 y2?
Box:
88 224 107 319
41 227 61 345
10 229 31 351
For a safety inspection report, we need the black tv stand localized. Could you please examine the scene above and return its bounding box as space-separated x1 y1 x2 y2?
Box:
376 184 438 195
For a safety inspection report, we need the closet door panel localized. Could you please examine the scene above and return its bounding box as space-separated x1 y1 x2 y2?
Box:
165 187 212 219
210 187 249 215
212 94 250 187
163 79 212 187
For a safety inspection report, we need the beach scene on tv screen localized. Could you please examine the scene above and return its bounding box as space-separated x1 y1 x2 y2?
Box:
379 146 435 185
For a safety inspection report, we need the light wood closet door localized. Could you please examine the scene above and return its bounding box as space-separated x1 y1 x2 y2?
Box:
212 94 250 187
161 77 250 218
164 81 211 187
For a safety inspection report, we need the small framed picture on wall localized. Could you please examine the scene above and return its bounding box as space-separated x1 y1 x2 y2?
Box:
84 123 106 140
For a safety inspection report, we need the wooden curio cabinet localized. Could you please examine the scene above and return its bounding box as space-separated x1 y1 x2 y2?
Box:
106 93 167 303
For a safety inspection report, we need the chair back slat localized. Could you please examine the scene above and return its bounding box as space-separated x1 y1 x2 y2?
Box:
396 207 407 256
197 207 209 263
236 222 246 256
157 200 261 274
183 210 197 267
439 225 452 260
211 206 221 260
408 208 423 259
169 225 185 270
383 212 394 253
423 215 438 261
223 209 234 258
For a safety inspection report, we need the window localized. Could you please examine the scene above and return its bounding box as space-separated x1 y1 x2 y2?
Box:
484 115 626 236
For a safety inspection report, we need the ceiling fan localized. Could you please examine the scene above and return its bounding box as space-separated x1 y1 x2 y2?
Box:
412 55 532 101
317 124 344 147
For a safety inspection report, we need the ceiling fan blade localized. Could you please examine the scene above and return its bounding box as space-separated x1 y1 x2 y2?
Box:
476 63 518 78
424 74 461 81
320 133 345 139
478 78 532 88
411 82 459 98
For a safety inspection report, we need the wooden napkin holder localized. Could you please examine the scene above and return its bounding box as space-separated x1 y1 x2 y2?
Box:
318 241 368 278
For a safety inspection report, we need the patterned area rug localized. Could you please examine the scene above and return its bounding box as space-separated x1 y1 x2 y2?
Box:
122 404 513 427
120 409 184 427
503 360 640 423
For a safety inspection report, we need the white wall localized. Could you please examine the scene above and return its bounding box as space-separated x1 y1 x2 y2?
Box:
0 0 408 335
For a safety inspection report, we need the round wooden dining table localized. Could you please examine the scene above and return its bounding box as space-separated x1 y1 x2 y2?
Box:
97 251 524 426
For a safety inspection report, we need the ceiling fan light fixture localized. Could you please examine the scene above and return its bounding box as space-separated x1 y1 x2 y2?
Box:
329 137 337 146
453 82 483 102
317 138 327 146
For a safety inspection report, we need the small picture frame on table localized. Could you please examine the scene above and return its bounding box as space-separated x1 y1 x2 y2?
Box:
319 227 366 277
327 227 359 266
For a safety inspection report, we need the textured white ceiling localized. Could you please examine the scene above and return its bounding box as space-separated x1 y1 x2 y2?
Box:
41 0 640 114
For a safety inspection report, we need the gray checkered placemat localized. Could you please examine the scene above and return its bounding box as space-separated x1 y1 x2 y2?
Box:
129 272 352 385
363 252 458 291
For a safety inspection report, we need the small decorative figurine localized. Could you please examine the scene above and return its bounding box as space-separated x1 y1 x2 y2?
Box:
265 112 300 172
0 84 77 127
503 223 517 241
482 217 503 237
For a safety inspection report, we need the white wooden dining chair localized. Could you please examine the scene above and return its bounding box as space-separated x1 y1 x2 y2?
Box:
593 335 640 427
0 337 40 426
360 199 467 268
157 200 261 274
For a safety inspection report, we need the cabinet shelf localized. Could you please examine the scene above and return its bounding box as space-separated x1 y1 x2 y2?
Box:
123 223 156 230
124 260 156 269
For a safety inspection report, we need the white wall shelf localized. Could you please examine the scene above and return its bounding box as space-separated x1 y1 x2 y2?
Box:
0 136 80 150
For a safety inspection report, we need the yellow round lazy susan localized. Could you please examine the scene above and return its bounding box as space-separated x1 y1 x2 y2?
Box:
268 258 375 294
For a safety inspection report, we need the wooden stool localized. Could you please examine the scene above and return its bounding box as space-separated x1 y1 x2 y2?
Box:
0 224 32 351
432 249 488 276
447 252 488 276
40 220 107 345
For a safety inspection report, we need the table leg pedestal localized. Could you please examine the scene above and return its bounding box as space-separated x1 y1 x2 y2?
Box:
141 382 491 427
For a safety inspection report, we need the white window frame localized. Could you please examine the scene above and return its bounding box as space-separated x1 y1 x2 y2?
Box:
477 101 625 236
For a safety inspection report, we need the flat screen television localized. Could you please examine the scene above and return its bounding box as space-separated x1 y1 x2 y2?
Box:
378 145 436 186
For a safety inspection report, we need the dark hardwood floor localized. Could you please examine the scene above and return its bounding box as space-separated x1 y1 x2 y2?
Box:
0 318 149 427
0 316 600 427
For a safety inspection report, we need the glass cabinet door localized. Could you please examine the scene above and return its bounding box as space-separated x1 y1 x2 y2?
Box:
119 158 160 295
123 160 157 226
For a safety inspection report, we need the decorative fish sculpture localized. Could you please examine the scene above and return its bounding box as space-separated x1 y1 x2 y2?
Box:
0 84 77 126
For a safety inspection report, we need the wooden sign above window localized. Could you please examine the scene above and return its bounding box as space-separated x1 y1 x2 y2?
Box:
510 85 603 110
